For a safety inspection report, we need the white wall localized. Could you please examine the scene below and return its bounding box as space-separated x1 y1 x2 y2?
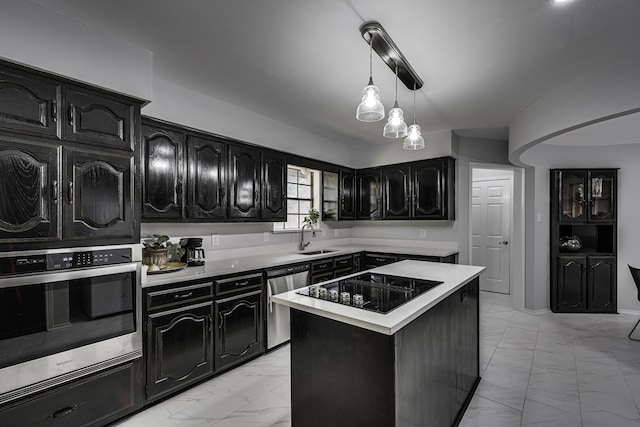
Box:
0 0 152 100
352 129 455 169
142 76 353 167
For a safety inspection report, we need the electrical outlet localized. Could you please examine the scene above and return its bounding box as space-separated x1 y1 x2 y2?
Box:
212 234 220 246
420 229 427 238
263 232 270 242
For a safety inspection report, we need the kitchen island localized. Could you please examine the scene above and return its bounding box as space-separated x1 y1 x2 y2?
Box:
272 260 485 427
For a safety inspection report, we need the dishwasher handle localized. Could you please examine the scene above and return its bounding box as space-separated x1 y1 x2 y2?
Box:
266 263 310 279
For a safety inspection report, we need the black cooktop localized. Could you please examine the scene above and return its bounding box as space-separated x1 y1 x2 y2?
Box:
297 273 443 314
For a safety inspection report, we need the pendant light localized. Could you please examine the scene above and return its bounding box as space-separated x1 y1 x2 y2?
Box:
383 65 408 138
356 36 385 122
403 84 425 150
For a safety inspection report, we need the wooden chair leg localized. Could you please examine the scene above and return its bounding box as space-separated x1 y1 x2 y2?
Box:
630 318 640 341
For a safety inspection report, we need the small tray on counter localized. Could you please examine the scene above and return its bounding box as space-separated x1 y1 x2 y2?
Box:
147 262 188 275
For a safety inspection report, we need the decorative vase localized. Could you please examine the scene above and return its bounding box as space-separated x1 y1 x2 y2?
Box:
143 248 168 267
559 236 582 252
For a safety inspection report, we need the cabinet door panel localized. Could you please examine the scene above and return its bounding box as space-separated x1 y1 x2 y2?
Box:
0 141 60 243
262 152 286 221
215 290 263 370
65 149 134 240
146 302 214 401
0 66 59 138
339 169 356 220
558 170 588 223
588 256 616 311
228 146 260 219
557 256 586 311
356 169 382 219
142 124 184 219
187 135 226 219
413 160 446 219
64 88 134 151
383 165 411 218
588 170 616 222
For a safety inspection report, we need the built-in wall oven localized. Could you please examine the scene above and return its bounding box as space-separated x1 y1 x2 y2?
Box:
0 245 142 404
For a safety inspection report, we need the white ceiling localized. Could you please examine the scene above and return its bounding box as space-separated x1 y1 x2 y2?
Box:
30 0 640 148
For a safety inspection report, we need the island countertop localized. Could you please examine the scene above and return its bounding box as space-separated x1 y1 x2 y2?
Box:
272 260 485 335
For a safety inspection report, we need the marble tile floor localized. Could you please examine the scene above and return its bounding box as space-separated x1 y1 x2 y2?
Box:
114 292 640 426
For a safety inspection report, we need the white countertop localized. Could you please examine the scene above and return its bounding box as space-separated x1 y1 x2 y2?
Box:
272 260 485 336
142 244 459 287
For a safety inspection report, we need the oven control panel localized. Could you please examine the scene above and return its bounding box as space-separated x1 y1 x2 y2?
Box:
48 248 132 270
0 248 132 275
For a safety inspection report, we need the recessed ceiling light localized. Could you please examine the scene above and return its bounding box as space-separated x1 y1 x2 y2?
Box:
552 0 573 4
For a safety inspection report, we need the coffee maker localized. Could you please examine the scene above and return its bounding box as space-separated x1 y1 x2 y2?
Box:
182 238 205 267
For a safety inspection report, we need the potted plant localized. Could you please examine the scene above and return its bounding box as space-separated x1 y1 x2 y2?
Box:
142 234 184 268
303 208 320 229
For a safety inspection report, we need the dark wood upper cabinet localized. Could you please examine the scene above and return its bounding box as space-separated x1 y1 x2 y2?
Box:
228 145 260 219
0 65 60 138
339 169 356 220
556 169 616 223
356 168 383 220
261 151 286 221
413 158 454 220
383 164 411 219
0 140 61 244
63 88 136 151
64 149 135 240
141 123 185 219
187 135 227 220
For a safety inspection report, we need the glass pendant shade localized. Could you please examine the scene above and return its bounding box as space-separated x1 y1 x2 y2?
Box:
383 101 408 138
403 123 425 150
356 78 385 122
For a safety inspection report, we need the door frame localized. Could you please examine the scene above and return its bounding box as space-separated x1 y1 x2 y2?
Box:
469 162 525 311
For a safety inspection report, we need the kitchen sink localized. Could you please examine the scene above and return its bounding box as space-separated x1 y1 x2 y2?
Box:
297 250 335 256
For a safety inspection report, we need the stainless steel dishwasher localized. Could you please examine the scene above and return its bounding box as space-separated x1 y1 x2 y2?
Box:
266 263 310 349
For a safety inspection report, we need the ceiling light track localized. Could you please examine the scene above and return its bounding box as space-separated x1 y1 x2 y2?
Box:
359 21 423 91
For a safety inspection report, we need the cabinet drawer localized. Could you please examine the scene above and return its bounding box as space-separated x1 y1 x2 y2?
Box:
334 255 353 269
0 361 140 427
147 282 213 310
364 253 398 268
215 273 262 296
311 259 334 274
334 267 353 279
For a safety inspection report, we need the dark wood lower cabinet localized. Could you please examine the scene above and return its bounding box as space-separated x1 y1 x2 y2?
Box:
290 278 479 427
146 301 214 402
215 289 264 371
0 360 143 427
556 255 616 313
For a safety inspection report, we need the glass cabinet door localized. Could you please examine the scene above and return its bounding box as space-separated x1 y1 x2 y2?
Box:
560 171 587 222
588 171 615 221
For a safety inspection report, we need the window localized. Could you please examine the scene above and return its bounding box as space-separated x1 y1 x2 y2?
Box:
273 165 320 231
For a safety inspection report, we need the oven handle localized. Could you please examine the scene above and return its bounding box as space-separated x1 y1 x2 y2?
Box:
0 263 139 288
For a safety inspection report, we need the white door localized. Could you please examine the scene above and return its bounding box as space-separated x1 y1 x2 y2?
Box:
472 178 511 294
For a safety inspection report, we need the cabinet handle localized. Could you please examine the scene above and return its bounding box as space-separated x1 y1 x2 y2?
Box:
255 190 259 202
67 182 73 204
235 280 250 287
174 291 193 300
218 313 224 329
51 180 58 202
220 187 226 202
51 100 57 122
68 105 75 126
176 180 183 197
50 406 76 419
208 314 213 333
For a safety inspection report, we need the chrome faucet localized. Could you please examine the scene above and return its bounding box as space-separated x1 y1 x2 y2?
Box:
299 223 315 251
